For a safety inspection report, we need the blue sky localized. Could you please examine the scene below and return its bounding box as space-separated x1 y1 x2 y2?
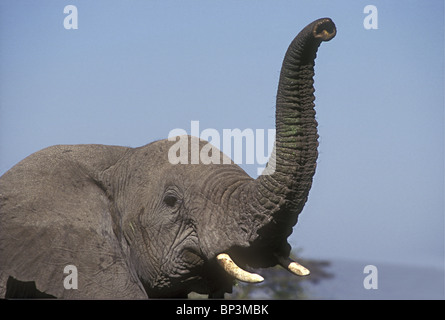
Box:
1 0 444 273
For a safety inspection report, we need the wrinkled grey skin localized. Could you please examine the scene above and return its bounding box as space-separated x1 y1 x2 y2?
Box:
0 18 336 298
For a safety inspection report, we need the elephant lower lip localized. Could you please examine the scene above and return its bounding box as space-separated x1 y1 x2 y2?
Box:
182 248 205 265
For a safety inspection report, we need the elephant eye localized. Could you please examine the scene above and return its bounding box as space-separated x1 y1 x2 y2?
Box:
163 194 179 208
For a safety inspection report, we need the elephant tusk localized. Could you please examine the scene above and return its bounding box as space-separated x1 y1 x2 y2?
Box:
216 253 264 283
277 256 310 276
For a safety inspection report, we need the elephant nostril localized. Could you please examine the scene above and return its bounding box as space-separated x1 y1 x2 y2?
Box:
163 195 178 207
312 19 336 41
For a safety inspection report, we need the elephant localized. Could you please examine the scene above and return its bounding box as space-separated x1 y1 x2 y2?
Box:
0 18 336 298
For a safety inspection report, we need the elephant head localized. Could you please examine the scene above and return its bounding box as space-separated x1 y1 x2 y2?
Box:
0 18 336 298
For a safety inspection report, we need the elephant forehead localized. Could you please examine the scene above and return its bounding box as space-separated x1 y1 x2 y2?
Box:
136 136 233 165
171 162 252 198
134 137 252 185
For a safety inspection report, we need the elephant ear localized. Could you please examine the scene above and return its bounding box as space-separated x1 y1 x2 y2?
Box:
0 145 146 298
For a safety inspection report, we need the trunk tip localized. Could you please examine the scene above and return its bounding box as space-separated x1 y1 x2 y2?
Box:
312 18 336 41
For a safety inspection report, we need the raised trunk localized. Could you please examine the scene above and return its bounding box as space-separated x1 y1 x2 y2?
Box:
242 18 336 265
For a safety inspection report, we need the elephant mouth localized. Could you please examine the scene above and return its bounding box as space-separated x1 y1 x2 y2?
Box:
140 247 206 298
176 245 310 297
213 247 310 286
182 247 206 268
